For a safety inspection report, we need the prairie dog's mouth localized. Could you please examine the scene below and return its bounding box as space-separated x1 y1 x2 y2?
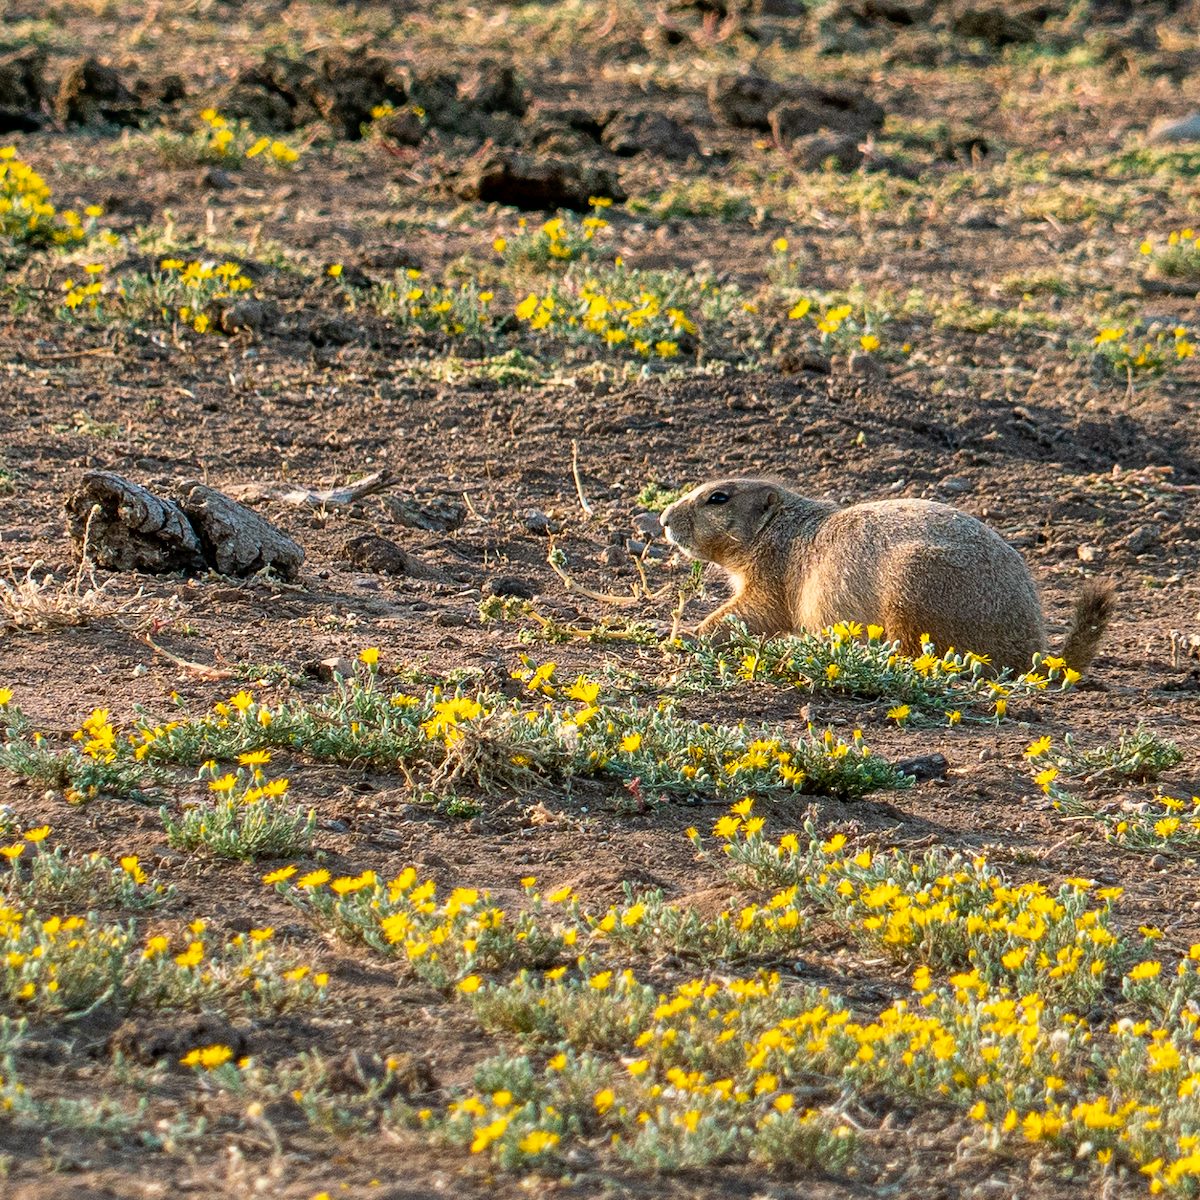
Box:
662 525 699 560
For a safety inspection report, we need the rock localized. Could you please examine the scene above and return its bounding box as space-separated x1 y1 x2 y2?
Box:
140 73 186 108
178 482 305 580
790 131 864 171
1149 112 1200 144
305 315 359 346
55 57 142 126
893 752 949 781
310 50 405 139
626 540 670 559
109 1014 247 1066
376 107 424 146
321 1049 434 1099
225 52 320 130
523 509 561 535
848 349 885 379
455 150 626 212
341 533 411 575
939 475 972 495
307 656 355 681
460 61 527 117
218 298 275 334
777 349 832 375
200 166 237 191
1125 525 1160 556
1077 544 1101 563
708 72 788 129
958 205 1003 229
385 495 466 533
767 85 885 145
950 3 1038 45
435 610 469 628
631 511 663 537
65 471 205 574
0 47 48 132
402 71 462 129
485 575 536 600
601 111 701 160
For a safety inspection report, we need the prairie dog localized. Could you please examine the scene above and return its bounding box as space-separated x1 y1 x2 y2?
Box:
659 478 1113 672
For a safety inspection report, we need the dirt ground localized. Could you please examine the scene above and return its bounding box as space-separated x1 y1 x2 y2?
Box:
2 1 1200 1197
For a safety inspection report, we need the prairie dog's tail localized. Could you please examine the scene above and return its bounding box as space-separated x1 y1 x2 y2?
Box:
1060 580 1115 672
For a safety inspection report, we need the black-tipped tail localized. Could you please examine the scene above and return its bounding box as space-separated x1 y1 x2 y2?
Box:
1061 579 1115 672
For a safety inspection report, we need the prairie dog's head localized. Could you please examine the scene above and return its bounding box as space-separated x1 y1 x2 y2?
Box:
660 478 784 568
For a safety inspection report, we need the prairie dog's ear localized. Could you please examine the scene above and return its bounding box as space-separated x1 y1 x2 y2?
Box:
762 486 781 510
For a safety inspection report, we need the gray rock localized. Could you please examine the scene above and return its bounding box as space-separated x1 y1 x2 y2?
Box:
523 509 561 535
485 575 535 600
219 298 274 334
601 110 700 161
631 511 662 537
65 471 205 574
1125 525 1160 556
791 131 864 171
708 73 788 130
178 482 305 579
376 107 424 146
385 495 466 533
200 166 236 191
940 475 972 495
1149 112 1200 143
341 533 411 575
848 349 885 379
455 150 625 213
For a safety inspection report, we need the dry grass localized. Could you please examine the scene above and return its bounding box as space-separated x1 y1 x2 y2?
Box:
0 560 150 634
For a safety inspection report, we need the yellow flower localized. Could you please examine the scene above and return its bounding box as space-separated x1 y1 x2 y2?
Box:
327 263 343 278
0 688 12 706
263 865 297 885
296 869 331 889
712 816 741 838
120 855 147 884
238 750 271 766
22 826 50 843
787 298 811 320
594 1088 615 1114
518 1129 559 1155
1025 736 1052 757
772 237 789 253
0 844 24 861
1034 766 1058 792
1129 960 1162 981
887 704 910 723
589 971 613 990
181 1044 234 1069
859 333 880 352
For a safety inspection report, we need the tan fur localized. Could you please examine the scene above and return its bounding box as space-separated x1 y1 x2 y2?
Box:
660 478 1113 673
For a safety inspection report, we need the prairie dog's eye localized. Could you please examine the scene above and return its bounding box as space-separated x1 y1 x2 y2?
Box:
705 491 730 506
